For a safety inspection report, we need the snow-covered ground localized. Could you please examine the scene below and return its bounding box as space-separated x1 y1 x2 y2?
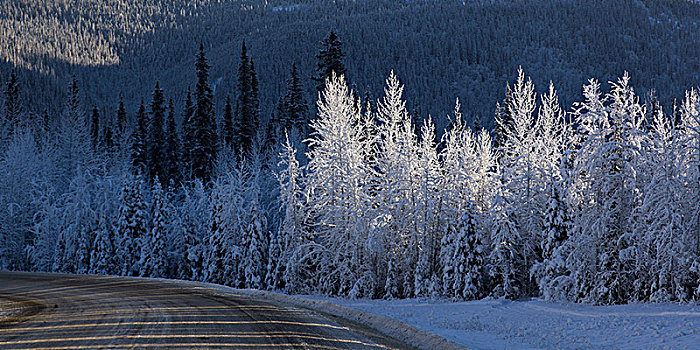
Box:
296 296 700 350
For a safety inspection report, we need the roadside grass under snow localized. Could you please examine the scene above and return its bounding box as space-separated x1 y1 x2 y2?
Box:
297 296 700 350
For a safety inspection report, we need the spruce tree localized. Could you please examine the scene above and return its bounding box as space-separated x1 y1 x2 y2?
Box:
132 101 148 173
452 203 486 301
283 63 309 132
148 82 167 181
141 178 168 278
242 157 267 289
206 189 229 285
265 231 284 290
489 203 521 300
532 183 572 300
116 176 148 276
116 94 127 134
101 112 114 151
494 85 514 153
113 94 127 149
67 75 81 119
75 229 92 275
313 31 347 91
90 219 115 275
4 69 22 133
182 87 195 180
91 106 100 148
222 96 234 146
192 44 218 182
234 41 259 156
165 98 181 186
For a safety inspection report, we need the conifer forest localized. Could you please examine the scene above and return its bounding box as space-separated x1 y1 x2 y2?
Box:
4 0 700 306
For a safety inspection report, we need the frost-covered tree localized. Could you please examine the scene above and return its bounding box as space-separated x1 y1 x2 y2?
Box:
305 73 372 296
488 192 521 299
242 155 268 289
374 71 420 298
276 136 311 293
531 183 572 300
205 182 231 285
90 216 115 276
450 203 485 301
1 130 52 271
116 175 148 276
141 178 168 278
176 180 210 281
265 230 284 290
413 117 442 298
568 74 645 304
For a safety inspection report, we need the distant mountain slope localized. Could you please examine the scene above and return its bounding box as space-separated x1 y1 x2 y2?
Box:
2 0 700 129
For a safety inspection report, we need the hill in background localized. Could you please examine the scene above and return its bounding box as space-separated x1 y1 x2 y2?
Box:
2 0 700 131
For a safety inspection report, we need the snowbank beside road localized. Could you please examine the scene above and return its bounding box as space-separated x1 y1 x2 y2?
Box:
233 289 465 350
295 296 700 350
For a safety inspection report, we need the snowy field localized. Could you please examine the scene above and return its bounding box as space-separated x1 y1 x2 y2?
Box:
297 296 700 350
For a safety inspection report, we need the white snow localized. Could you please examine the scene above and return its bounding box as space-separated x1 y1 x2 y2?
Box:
294 296 700 350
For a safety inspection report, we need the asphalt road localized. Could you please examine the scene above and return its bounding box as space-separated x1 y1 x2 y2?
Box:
0 272 411 350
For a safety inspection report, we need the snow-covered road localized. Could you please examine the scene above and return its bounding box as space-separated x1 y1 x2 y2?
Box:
0 272 411 349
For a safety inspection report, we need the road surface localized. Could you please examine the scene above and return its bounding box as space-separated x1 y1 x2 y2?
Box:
0 272 411 349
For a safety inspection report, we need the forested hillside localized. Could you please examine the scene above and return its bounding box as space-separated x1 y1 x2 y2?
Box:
3 0 700 306
2 0 700 130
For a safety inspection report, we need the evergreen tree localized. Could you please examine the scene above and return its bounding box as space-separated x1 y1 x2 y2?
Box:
494 85 514 153
113 94 127 150
90 218 115 275
116 94 127 135
67 75 81 119
451 203 485 301
75 229 92 275
313 31 347 91
141 178 168 278
265 231 284 290
205 187 230 285
222 96 234 146
116 176 148 276
148 82 167 182
91 106 100 148
489 202 521 299
3 69 22 134
234 41 260 156
243 157 267 289
413 117 441 298
277 136 307 293
384 254 399 299
182 87 195 180
532 182 573 301
281 63 309 133
568 74 644 304
132 101 148 173
101 112 114 151
165 98 181 186
191 44 218 182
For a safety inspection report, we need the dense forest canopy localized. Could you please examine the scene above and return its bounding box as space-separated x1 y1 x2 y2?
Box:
2 0 700 131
